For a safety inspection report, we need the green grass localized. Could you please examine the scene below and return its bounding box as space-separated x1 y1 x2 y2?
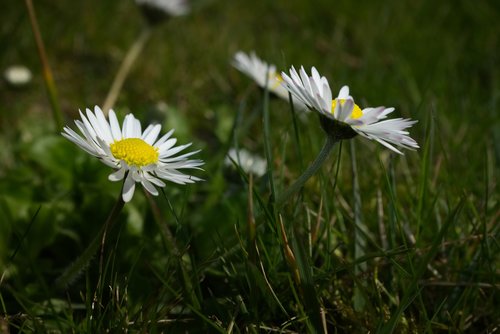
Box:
1 0 499 332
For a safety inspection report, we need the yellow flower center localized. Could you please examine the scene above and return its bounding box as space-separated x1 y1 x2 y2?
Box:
331 99 363 119
270 73 283 89
110 138 159 167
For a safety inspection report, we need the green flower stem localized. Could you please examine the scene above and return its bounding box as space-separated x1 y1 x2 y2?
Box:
275 135 339 210
56 182 125 288
102 27 152 114
25 0 63 130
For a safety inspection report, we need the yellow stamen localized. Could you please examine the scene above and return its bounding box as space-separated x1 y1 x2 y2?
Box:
270 73 283 89
331 99 363 119
110 138 159 167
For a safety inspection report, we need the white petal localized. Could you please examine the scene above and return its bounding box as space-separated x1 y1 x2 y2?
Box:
122 114 134 138
108 110 122 141
153 128 175 147
160 150 200 163
141 178 158 196
61 127 99 156
131 169 142 182
338 86 350 99
108 167 126 181
93 106 114 144
338 98 354 122
133 117 142 137
145 174 166 187
159 143 192 158
86 107 110 144
158 138 178 153
122 172 136 202
79 110 98 141
142 124 161 144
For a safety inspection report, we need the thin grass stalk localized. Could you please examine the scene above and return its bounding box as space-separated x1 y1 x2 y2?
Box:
377 188 388 250
253 239 290 317
56 180 126 288
379 197 465 333
24 0 63 130
416 112 434 234
145 190 179 255
7 206 41 265
288 226 323 334
24 249 66 332
247 173 257 263
97 194 125 283
3 206 65 332
278 215 300 285
288 93 304 170
262 66 276 207
158 188 201 309
90 195 125 328
350 141 367 311
102 27 152 114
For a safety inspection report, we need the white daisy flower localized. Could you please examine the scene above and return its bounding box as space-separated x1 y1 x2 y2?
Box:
232 51 306 110
62 106 203 202
225 148 267 177
135 0 189 19
4 65 32 87
281 66 419 154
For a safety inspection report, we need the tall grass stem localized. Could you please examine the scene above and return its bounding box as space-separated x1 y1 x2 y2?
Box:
25 0 63 130
262 68 276 206
56 181 125 288
102 27 152 114
350 141 367 311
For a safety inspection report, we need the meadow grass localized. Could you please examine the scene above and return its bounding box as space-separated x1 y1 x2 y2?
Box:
0 0 499 332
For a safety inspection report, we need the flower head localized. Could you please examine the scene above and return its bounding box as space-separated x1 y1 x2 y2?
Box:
225 148 267 177
281 66 419 154
4 65 32 87
62 106 203 202
135 0 189 24
232 51 306 110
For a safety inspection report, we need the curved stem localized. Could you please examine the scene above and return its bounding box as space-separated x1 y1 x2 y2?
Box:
275 135 338 210
102 27 152 114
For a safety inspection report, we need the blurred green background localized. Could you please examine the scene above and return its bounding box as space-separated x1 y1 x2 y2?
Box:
1 0 499 332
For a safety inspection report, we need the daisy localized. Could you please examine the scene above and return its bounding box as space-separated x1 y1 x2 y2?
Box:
135 0 189 22
62 106 203 202
4 65 32 87
232 51 306 110
281 66 419 154
225 148 267 177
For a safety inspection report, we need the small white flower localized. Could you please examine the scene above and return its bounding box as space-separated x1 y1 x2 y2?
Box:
62 106 203 202
281 66 419 154
225 148 267 177
232 51 306 110
135 0 189 17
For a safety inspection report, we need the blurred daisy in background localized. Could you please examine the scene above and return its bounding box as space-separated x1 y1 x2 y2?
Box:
62 106 203 202
281 66 419 154
135 0 189 24
232 51 306 111
225 148 267 177
3 65 32 87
